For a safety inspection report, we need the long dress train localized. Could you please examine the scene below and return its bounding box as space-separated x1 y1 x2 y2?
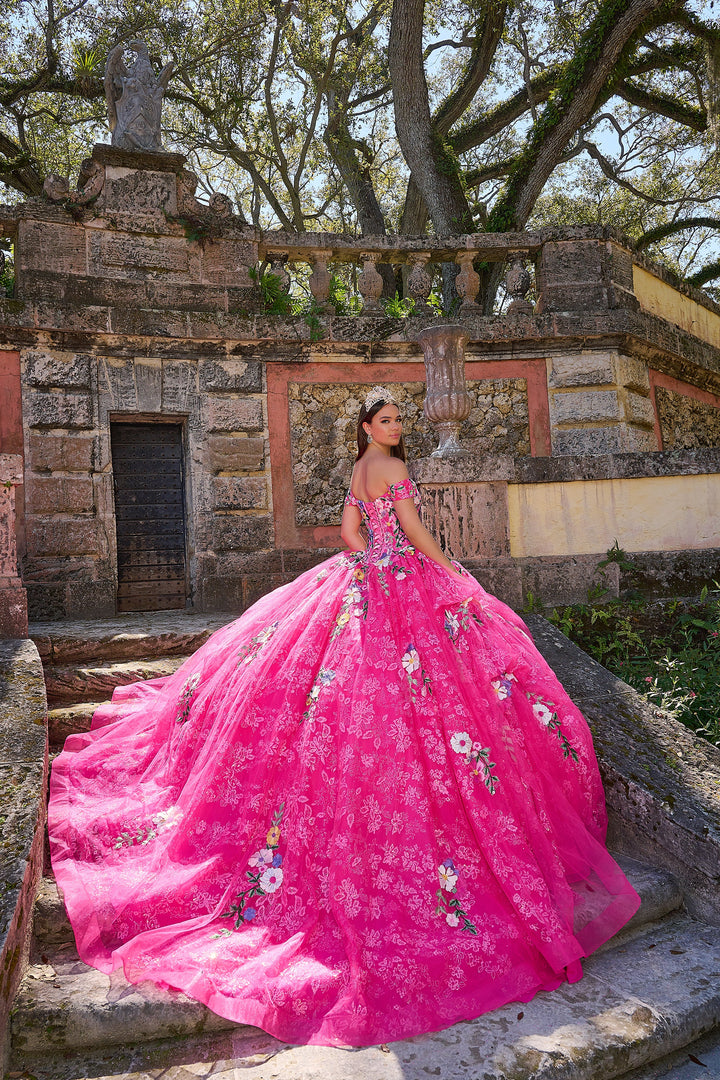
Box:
48 477 640 1047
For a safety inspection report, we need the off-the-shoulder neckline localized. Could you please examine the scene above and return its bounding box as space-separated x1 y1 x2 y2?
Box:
348 478 417 504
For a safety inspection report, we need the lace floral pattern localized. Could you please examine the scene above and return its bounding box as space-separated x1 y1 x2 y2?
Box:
49 471 640 1049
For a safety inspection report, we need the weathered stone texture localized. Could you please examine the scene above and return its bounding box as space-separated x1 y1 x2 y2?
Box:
656 386 720 449
100 167 177 216
420 483 509 559
88 232 197 281
551 425 656 455
210 476 267 511
27 435 95 473
204 396 264 433
290 379 529 526
551 389 621 424
25 518 103 558
24 351 92 389
25 477 94 515
196 512 273 553
201 241 255 286
28 392 93 430
200 435 265 473
0 638 47 1070
161 361 198 413
199 359 263 393
16 220 85 276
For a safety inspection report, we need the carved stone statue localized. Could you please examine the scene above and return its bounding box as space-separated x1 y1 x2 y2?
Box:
104 40 174 152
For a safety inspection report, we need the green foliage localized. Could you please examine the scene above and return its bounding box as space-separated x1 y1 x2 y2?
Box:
0 243 13 297
382 292 415 318
329 273 362 316
1 0 719 304
546 585 720 747
249 266 293 315
486 0 680 233
249 266 326 340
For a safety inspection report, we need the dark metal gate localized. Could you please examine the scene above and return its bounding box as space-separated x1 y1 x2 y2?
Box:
110 422 187 612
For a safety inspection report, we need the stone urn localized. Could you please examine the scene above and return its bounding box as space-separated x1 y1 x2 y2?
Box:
418 324 472 458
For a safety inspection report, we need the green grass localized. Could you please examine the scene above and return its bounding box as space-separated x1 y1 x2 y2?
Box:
543 584 720 747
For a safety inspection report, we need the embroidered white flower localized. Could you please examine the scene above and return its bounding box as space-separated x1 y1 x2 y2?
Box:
446 911 460 927
450 731 472 755
533 701 554 726
259 867 284 893
438 863 458 891
401 646 420 675
444 610 460 637
248 847 275 869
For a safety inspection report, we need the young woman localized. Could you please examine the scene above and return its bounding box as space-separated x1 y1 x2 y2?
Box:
49 386 639 1048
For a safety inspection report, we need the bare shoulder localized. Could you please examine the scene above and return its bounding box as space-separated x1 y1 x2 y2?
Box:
383 457 410 483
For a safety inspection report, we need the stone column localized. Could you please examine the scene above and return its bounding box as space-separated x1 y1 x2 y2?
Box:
418 324 473 458
0 454 28 637
547 350 656 454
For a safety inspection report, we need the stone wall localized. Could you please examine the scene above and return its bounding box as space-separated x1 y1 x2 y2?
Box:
290 378 529 526
3 150 720 616
20 346 270 618
655 386 720 449
0 639 47 1069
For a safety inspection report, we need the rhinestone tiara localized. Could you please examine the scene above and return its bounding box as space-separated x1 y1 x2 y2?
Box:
363 385 397 411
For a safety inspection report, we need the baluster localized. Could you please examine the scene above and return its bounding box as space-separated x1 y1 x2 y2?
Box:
308 251 334 313
505 252 533 315
407 253 433 313
268 254 290 292
455 252 481 311
358 252 384 313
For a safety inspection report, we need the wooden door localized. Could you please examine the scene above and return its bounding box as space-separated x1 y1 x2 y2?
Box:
111 422 187 612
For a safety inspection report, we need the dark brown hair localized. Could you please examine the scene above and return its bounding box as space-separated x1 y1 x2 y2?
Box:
355 398 407 462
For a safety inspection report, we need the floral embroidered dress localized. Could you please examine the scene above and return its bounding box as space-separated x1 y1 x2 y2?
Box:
49 477 639 1047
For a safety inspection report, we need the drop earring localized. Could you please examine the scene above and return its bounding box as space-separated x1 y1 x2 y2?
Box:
367 433 372 443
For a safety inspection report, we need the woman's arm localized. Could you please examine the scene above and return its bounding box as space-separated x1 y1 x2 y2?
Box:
340 503 366 551
393 498 462 575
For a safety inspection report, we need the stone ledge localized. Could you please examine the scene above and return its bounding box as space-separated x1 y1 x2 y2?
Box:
412 446 720 485
525 614 720 923
0 638 47 1072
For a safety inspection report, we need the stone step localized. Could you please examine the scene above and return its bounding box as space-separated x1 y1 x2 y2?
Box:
10 915 720 1079
47 701 103 746
31 612 231 666
44 655 190 707
32 856 683 954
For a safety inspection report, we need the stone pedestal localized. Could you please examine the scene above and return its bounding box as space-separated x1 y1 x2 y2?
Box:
0 455 28 637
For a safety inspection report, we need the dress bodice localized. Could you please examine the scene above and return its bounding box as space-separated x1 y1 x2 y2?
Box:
344 477 421 561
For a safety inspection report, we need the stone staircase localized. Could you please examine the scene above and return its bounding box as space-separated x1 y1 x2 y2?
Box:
6 614 720 1080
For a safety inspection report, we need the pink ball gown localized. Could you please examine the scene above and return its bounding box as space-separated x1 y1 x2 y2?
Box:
49 477 640 1047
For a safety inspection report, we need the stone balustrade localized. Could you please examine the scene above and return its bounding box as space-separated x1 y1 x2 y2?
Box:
255 232 538 314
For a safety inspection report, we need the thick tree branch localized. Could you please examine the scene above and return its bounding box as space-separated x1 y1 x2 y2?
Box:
617 79 706 129
450 65 561 153
434 0 508 136
389 0 474 234
487 0 679 232
637 216 720 250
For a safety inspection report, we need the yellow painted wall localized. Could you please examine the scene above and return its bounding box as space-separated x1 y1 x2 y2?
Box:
633 265 720 350
508 474 720 557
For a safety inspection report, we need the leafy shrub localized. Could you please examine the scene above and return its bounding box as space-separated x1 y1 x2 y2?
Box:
544 584 720 746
